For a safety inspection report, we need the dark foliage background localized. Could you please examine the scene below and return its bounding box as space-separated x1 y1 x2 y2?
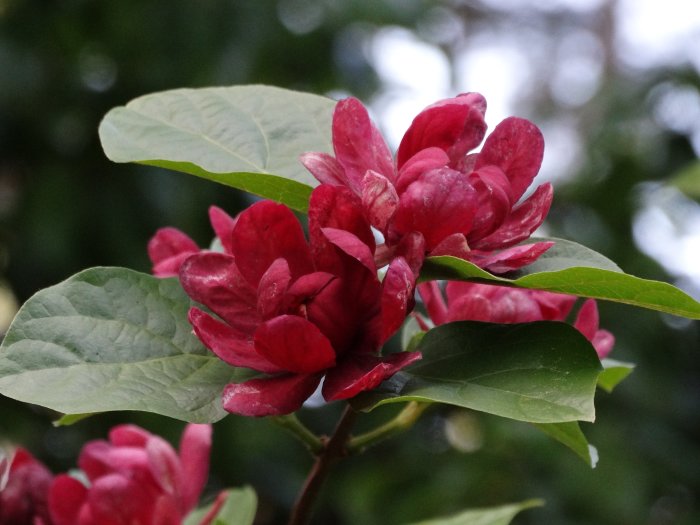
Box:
1 1 698 524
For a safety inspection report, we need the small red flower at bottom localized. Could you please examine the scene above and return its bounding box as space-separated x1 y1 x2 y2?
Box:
48 424 212 525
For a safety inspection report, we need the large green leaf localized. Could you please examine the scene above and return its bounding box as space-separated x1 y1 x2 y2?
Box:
184 487 257 525
355 321 602 424
533 422 598 467
406 499 543 525
0 267 248 423
98 85 335 211
421 238 700 319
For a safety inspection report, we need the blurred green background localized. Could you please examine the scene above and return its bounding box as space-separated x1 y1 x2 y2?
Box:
1 1 699 524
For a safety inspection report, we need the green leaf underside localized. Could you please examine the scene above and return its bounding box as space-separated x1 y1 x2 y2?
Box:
354 321 602 424
98 85 335 211
597 358 635 393
183 487 257 525
406 499 543 525
0 267 250 423
421 238 700 319
534 421 598 467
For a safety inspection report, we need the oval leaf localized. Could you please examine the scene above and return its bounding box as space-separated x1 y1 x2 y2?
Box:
406 499 543 525
99 85 335 211
533 421 598 467
0 267 248 423
421 238 700 319
354 321 602 424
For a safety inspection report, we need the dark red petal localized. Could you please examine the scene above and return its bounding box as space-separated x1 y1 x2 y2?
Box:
332 98 395 191
467 165 514 242
308 185 375 271
380 257 416 343
48 475 89 525
257 258 292 320
178 423 212 512
473 183 553 250
177 424 211 514
232 201 313 286
148 228 199 277
299 152 348 187
391 168 477 251
394 231 426 277
474 116 544 203
208 206 237 254
78 441 151 483
188 308 282 374
323 352 422 401
467 241 554 274
417 282 448 326
179 252 260 334
87 473 156 525
361 170 399 234
591 330 615 359
284 271 336 308
321 227 376 275
222 373 323 417
254 315 336 374
429 233 471 259
573 299 599 341
109 425 151 448
533 291 577 321
397 93 488 169
446 283 543 323
145 436 181 496
395 147 450 194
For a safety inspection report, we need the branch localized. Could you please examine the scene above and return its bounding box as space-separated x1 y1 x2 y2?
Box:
287 405 358 525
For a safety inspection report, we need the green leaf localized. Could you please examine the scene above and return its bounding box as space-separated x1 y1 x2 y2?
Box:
406 499 543 525
421 238 700 319
184 487 257 525
355 321 602 424
99 85 335 211
597 358 635 393
52 413 96 427
0 267 249 423
533 421 598 467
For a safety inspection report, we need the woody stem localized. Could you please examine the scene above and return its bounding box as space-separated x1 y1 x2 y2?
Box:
287 404 358 525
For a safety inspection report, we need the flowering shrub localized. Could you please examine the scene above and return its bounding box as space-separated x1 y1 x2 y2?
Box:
0 85 698 524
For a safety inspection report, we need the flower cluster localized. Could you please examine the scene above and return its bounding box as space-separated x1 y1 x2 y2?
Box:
152 186 422 417
0 424 215 525
418 281 614 359
148 93 614 418
300 94 553 274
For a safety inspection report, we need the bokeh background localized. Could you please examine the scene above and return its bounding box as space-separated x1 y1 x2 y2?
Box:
1 1 699 524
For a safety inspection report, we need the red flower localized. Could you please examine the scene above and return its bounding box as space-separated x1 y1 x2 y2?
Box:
418 282 614 359
0 448 53 525
179 185 421 417
301 94 553 274
148 206 237 277
48 424 212 525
